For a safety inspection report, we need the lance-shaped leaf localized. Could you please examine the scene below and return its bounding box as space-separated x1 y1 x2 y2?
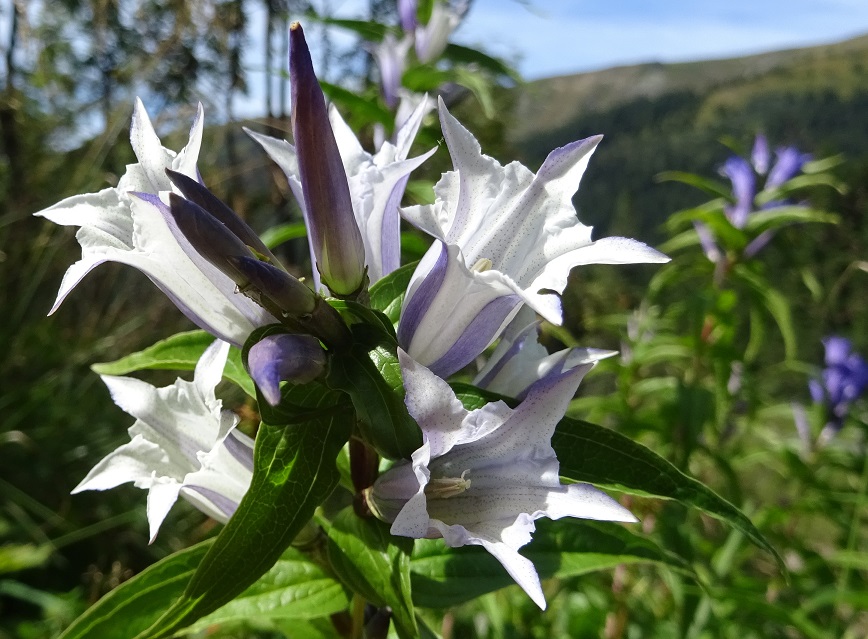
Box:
290 21 366 297
325 508 417 639
133 383 353 639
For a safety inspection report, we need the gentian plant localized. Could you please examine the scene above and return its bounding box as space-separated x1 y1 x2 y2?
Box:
36 21 783 639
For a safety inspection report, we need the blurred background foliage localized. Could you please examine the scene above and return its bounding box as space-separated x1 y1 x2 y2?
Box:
1 0 866 637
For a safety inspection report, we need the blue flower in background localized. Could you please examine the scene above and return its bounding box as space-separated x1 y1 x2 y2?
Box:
696 135 812 263
809 337 868 440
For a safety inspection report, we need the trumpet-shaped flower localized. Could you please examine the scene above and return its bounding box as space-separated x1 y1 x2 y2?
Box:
73 341 254 542
247 96 434 286
287 22 367 297
368 350 636 610
399 98 667 376
35 99 274 346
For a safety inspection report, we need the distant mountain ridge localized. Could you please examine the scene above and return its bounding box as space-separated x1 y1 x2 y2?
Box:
500 33 868 241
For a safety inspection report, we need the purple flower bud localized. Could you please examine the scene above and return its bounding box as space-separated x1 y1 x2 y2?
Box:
226 255 317 316
167 193 256 285
165 169 279 265
290 22 367 297
247 334 327 406
398 0 418 33
227 256 352 349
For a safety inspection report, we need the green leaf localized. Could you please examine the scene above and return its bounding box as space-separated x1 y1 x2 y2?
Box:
59 540 213 639
551 416 783 570
442 43 520 80
742 205 838 233
91 330 254 397
410 519 693 608
320 81 392 128
326 508 417 639
260 221 307 250
309 15 390 42
183 547 349 632
134 386 353 639
326 320 422 460
0 543 52 574
656 171 733 199
734 265 797 360
369 260 418 324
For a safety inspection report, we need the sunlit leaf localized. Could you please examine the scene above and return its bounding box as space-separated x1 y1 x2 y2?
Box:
91 330 253 397
326 508 417 639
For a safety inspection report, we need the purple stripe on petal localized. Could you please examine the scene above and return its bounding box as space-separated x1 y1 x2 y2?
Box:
223 431 254 472
429 294 522 378
380 174 410 278
475 322 538 389
184 485 239 519
398 243 449 348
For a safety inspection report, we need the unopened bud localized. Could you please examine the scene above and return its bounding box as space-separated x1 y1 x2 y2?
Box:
290 22 367 298
247 334 327 406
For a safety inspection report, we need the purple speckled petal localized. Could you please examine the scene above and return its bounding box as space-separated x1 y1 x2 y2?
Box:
398 0 417 32
223 430 254 472
823 336 853 367
183 484 239 520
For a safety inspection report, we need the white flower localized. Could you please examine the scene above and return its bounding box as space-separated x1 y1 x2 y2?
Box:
35 99 273 346
398 98 668 376
246 97 435 287
73 341 253 542
369 350 636 609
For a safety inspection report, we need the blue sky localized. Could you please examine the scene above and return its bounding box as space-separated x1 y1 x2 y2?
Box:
454 0 868 79
230 0 868 117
